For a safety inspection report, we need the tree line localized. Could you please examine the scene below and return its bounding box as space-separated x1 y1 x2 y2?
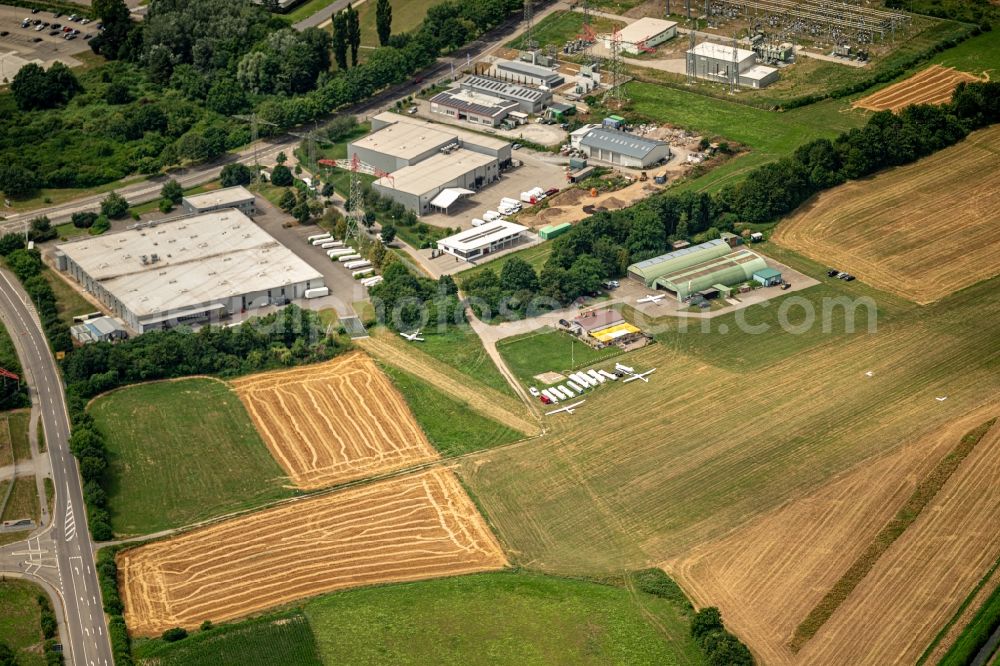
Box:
462 82 1000 311
0 244 73 353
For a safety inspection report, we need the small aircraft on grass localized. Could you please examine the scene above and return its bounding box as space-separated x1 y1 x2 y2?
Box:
622 368 657 384
637 294 665 304
400 329 425 342
546 400 585 416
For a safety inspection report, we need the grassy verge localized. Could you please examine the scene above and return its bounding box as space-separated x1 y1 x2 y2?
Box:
7 410 30 463
406 325 515 398
918 554 1000 665
89 378 297 536
791 418 998 650
938 577 1000 666
1 475 39 524
497 327 621 387
381 364 523 456
42 268 96 327
0 579 45 666
43 477 53 518
133 611 322 666
304 571 707 665
356 0 449 47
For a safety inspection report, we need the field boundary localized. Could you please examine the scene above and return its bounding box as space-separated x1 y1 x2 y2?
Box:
791 417 998 650
918 553 1000 665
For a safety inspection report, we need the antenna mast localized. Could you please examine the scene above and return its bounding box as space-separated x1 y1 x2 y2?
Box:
346 153 367 241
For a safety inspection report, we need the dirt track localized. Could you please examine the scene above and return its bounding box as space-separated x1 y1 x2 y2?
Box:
774 126 1000 304
231 352 439 490
117 468 508 635
357 334 540 436
854 65 981 112
667 403 1000 665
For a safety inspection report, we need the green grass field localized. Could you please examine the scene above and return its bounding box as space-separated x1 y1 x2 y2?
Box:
935 27 1000 74
357 0 448 47
381 364 523 456
7 410 30 463
508 11 624 49
498 327 622 387
0 580 45 666
89 378 297 536
938 580 1000 666
409 325 516 397
304 572 707 665
42 268 96 327
133 611 322 666
1 476 39 525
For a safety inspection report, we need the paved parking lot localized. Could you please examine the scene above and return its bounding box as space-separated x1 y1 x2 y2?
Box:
0 5 96 71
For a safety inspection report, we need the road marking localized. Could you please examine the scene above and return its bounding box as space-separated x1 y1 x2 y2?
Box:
64 482 76 542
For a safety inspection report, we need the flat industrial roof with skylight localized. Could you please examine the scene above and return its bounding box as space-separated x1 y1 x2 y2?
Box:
56 210 324 333
437 221 529 261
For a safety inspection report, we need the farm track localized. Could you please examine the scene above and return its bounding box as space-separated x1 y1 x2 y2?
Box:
118 468 507 636
667 402 1000 665
854 65 981 112
357 335 540 437
231 352 439 490
773 126 1000 304
799 421 1000 664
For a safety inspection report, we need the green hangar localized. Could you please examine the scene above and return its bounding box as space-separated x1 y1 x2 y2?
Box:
628 239 770 301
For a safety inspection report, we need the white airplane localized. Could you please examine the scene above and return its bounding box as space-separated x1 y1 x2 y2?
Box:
546 400 585 416
615 362 635 374
935 396 948 402
400 329 424 342
622 368 657 384
637 294 665 304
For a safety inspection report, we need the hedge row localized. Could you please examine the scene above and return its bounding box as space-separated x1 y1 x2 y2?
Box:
97 546 133 666
36 594 65 665
0 242 73 353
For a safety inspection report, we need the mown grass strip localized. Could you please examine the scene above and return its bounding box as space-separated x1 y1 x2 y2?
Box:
938 580 1000 666
791 418 998 651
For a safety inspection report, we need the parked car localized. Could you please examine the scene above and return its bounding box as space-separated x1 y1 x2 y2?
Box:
49 30 60 36
51 23 61 29
406 106 418 114
31 37 41 42
826 268 839 277
539 394 551 404
0 31 8 37
545 187 559 196
53 11 62 17
842 274 856 282
781 282 791 290
512 143 522 150
31 8 40 13
528 387 540 397
80 18 91 24
83 33 93 40
34 24 45 31
65 33 76 40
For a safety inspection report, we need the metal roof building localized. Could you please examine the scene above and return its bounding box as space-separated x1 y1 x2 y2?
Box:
459 75 552 113
606 17 678 54
69 316 128 345
579 128 671 169
628 239 731 286
182 186 256 217
429 89 520 127
493 60 565 88
687 41 779 89
56 211 324 333
373 149 498 215
653 249 769 300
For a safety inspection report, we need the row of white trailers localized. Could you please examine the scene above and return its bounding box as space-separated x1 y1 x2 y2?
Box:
307 233 383 288
538 368 617 404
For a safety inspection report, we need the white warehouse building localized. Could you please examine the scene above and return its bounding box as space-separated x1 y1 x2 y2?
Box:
437 221 529 262
578 128 671 168
686 41 780 89
55 210 324 333
182 185 257 217
605 17 678 54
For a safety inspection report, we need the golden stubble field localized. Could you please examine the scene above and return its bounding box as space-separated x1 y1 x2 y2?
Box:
231 351 440 490
773 126 1000 304
118 468 508 635
853 64 981 112
668 404 1000 665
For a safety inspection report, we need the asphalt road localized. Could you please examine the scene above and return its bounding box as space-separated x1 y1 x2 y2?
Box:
0 269 112 666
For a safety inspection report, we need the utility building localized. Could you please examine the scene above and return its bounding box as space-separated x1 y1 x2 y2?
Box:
493 59 565 88
429 89 520 127
182 186 257 217
56 211 325 333
607 17 678 54
460 75 552 114
686 41 779 89
578 128 671 168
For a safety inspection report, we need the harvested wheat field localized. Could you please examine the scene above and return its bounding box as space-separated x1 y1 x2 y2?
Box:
231 352 439 490
799 420 1000 664
774 126 1000 304
853 65 981 112
118 468 508 636
667 403 1000 665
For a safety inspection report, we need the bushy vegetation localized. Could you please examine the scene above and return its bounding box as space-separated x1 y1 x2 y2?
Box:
96 546 133 666
368 263 461 331
0 246 73 353
690 607 755 666
463 82 1000 311
0 321 28 411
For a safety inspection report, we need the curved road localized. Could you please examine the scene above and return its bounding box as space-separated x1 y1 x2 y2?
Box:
0 269 112 666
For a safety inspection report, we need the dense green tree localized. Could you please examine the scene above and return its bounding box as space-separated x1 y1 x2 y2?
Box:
691 607 724 640
332 10 349 69
279 189 297 212
0 234 25 256
100 192 130 219
380 224 396 244
271 164 293 187
10 63 80 111
160 180 183 204
292 199 312 225
161 627 188 642
104 81 132 105
29 216 56 243
0 164 38 199
346 3 362 67
376 0 393 46
499 256 539 293
220 163 253 188
206 78 247 115
0 642 17 666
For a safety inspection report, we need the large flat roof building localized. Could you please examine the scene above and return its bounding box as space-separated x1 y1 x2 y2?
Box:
437 221 529 261
493 60 565 88
687 41 779 89
56 211 324 333
352 113 512 215
579 128 671 168
429 89 520 127
606 17 678 54
182 186 256 217
652 248 768 300
459 75 552 114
